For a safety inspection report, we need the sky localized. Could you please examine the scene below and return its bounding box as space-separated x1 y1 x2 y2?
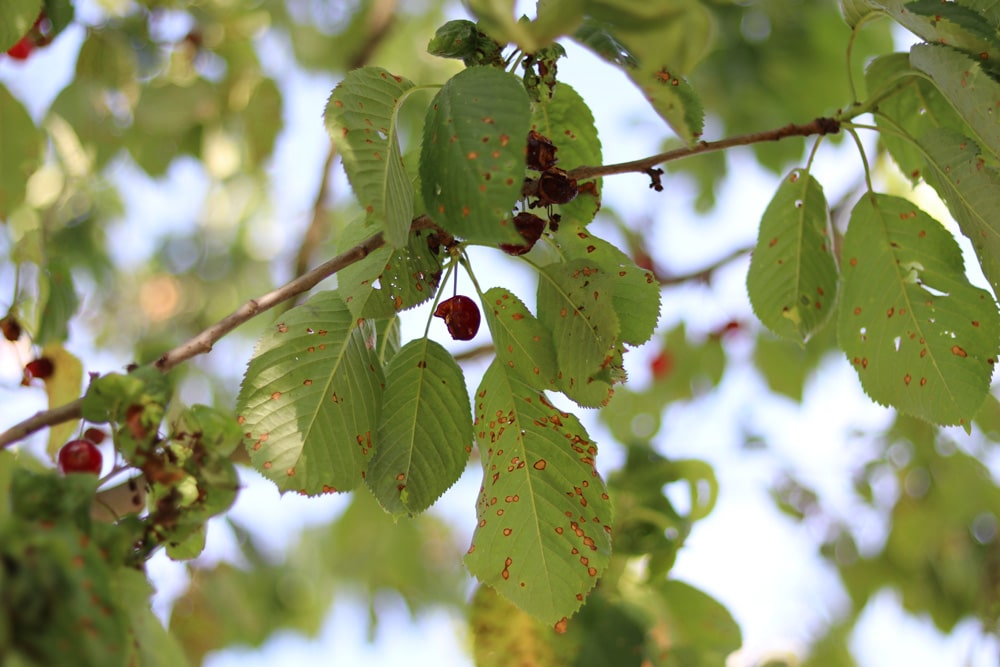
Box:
1 2 999 666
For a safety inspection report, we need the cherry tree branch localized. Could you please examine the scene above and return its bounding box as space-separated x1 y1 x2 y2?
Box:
0 118 841 450
0 219 432 450
567 117 841 181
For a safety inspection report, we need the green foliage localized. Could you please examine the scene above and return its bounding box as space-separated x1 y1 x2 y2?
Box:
4 0 1000 664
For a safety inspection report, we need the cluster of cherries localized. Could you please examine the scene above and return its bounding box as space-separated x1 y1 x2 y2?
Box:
433 130 583 342
4 313 104 475
5 11 54 61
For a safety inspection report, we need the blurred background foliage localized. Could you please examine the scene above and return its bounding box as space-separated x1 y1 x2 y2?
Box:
1 0 999 665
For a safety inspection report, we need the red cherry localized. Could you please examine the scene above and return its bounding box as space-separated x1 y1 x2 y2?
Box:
22 357 55 385
83 427 107 445
6 36 34 60
0 315 21 341
57 439 103 475
650 350 673 380
434 295 481 341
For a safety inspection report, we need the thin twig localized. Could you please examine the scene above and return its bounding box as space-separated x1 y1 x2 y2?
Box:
658 246 751 286
293 142 338 280
568 117 840 182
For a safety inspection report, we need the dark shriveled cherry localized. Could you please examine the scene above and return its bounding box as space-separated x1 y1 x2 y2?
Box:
22 357 55 385
434 295 481 341
58 439 103 475
500 212 547 256
526 130 558 171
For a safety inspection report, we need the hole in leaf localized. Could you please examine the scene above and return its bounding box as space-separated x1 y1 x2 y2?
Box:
893 336 901 352
920 283 949 297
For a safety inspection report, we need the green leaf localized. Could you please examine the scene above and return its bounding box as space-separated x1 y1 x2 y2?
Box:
572 17 639 68
465 0 540 51
910 43 1000 162
544 225 660 345
537 258 621 407
840 0 880 28
865 53 967 183
644 579 743 665
920 128 1000 298
113 569 191 667
904 0 1000 63
532 0 585 44
837 194 1000 426
325 67 416 248
747 169 837 342
0 0 40 51
420 67 531 246
530 82 603 227
466 360 613 625
853 0 999 62
336 219 443 319
244 77 283 168
172 404 243 457
36 258 79 344
427 19 504 66
570 5 711 142
366 338 472 517
236 290 384 494
481 287 559 390
0 84 43 218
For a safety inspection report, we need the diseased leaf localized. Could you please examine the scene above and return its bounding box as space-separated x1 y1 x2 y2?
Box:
837 194 1000 426
466 360 613 626
544 225 660 345
920 128 1000 298
910 43 1000 162
336 218 443 319
481 287 559 390
367 339 472 517
530 83 603 227
325 67 416 248
537 258 621 407
420 67 531 246
852 0 1000 62
747 169 837 342
865 53 968 183
236 291 384 494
